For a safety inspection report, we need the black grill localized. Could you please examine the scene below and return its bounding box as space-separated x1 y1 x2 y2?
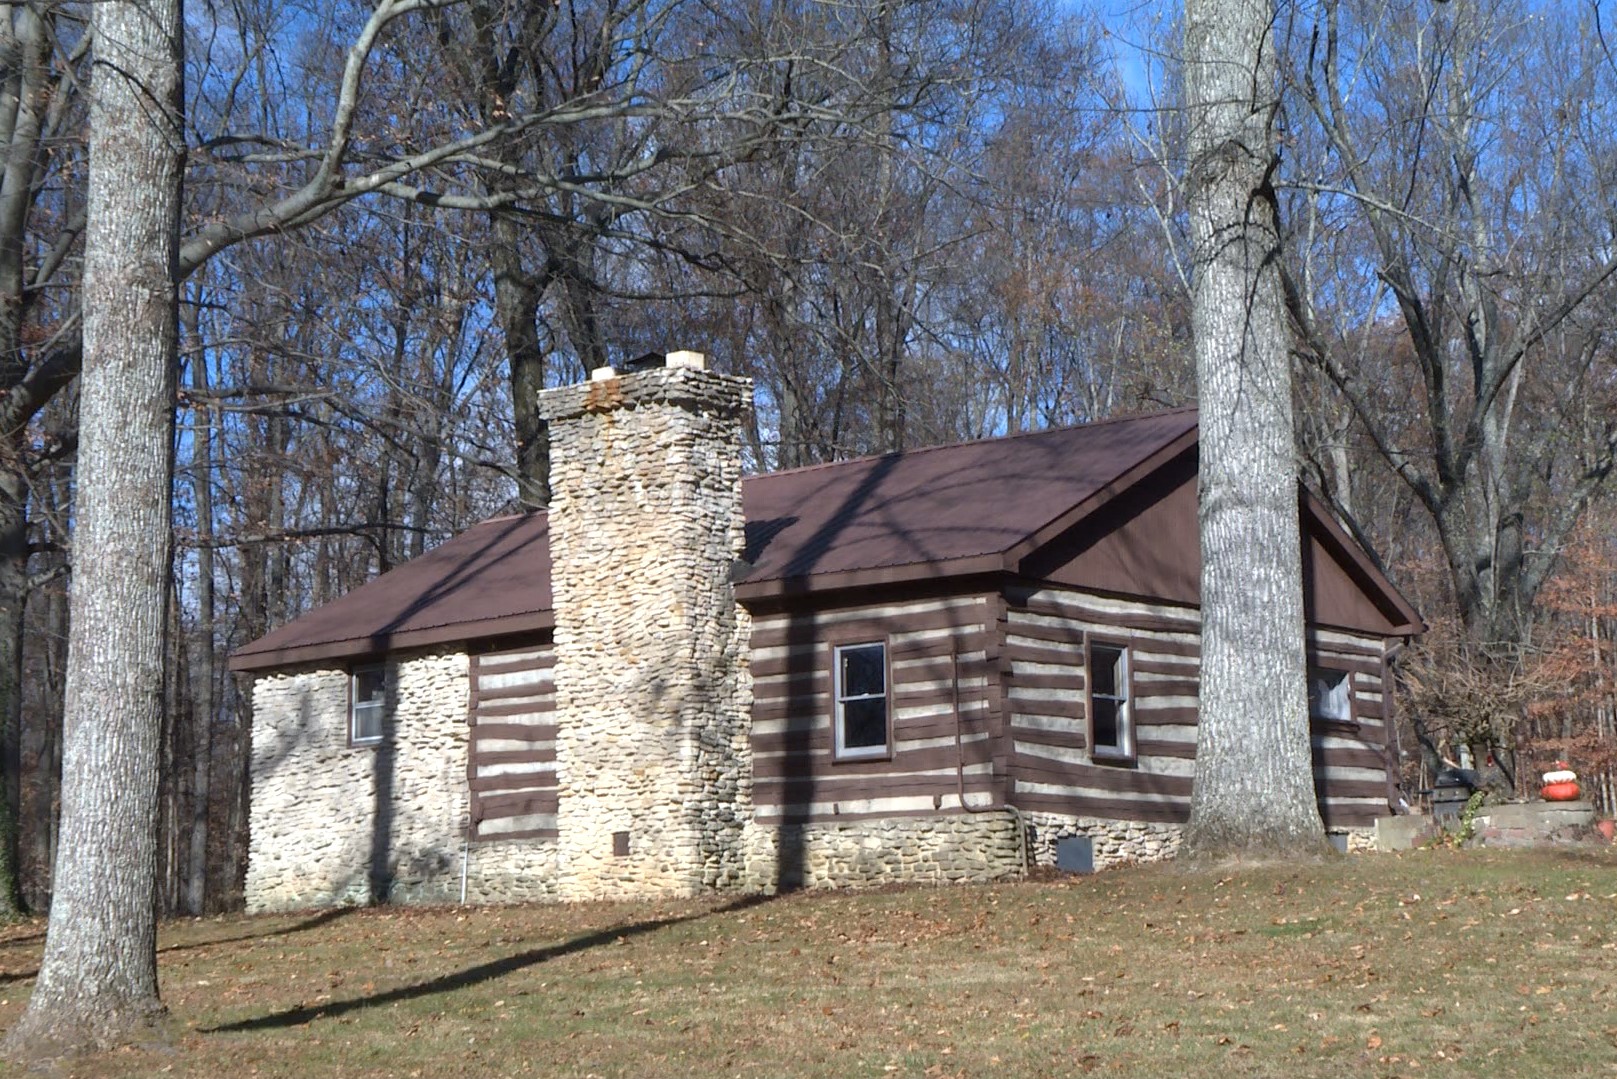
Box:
1429 767 1481 821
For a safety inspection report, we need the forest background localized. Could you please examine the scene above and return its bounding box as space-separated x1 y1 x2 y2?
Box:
2 0 1614 917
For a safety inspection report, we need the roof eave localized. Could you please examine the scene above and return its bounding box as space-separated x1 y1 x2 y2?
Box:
1299 491 1425 637
734 553 1008 604
228 609 556 673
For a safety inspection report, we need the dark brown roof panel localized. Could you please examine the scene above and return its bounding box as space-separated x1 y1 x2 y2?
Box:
229 513 553 671
739 408 1199 585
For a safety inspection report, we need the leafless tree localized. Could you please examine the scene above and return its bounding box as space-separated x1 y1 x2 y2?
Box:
1283 0 1617 657
1180 0 1328 858
2 0 184 1056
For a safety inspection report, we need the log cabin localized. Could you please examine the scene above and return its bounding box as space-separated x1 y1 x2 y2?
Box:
231 353 1421 911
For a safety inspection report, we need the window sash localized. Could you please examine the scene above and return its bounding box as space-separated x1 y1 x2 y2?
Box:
351 665 387 746
834 642 888 759
1089 642 1132 761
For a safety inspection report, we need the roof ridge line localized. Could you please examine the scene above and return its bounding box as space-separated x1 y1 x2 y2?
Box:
744 405 1199 483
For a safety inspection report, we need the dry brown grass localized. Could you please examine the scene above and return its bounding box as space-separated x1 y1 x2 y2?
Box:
2 846 1616 1077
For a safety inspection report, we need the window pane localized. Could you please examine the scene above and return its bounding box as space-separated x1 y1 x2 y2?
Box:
841 697 887 750
841 645 885 698
353 700 384 743
1092 698 1120 751
355 666 387 706
1091 646 1121 697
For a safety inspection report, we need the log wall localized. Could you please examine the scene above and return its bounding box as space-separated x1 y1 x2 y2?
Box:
1000 585 1395 828
748 594 1000 824
467 640 558 841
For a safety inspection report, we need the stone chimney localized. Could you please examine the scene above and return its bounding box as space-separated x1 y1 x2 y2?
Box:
537 351 754 900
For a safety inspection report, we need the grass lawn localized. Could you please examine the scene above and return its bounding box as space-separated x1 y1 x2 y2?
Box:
2 847 1615 1077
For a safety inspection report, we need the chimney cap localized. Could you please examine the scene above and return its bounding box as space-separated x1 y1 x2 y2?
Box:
621 350 707 374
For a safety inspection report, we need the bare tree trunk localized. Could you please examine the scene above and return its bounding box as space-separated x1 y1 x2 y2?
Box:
0 3 61 920
3 0 183 1056
494 223 550 509
186 333 215 916
1181 0 1327 859
0 488 26 916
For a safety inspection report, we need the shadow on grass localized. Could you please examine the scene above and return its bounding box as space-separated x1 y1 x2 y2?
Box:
159 906 361 956
206 893 777 1034
0 907 361 988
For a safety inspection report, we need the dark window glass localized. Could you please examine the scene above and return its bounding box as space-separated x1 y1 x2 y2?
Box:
355 667 386 706
841 645 885 697
842 698 888 749
1092 697 1120 751
1091 647 1120 698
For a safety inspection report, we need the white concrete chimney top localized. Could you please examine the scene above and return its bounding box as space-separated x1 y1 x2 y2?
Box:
665 350 706 370
590 366 618 382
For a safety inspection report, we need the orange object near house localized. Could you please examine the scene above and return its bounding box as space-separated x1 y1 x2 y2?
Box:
1541 780 1581 802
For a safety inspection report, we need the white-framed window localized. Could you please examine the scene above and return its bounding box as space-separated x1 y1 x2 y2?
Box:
833 641 889 759
350 664 388 746
1088 640 1133 762
1308 667 1354 727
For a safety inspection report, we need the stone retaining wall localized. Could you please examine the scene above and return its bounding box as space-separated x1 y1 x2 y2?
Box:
1470 800 1598 847
742 812 1024 891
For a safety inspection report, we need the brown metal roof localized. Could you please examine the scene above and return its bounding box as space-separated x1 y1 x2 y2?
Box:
234 407 1413 672
735 407 1201 595
229 513 555 671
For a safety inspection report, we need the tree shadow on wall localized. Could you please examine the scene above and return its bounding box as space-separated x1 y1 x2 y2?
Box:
205 893 776 1033
758 453 902 891
369 670 399 904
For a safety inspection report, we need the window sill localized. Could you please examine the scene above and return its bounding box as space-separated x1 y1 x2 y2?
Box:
1309 718 1361 737
833 746 893 764
1091 749 1137 767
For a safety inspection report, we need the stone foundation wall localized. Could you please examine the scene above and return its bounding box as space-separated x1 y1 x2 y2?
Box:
461 838 560 904
1336 827 1376 853
247 649 562 912
742 812 1024 892
1021 811 1183 870
1020 813 1375 869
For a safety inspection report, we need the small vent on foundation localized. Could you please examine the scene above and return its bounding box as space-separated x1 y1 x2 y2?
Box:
1056 834 1094 874
613 830 631 857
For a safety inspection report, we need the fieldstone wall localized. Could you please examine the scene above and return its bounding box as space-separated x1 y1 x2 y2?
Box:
539 361 755 900
247 649 562 912
1021 811 1184 870
742 812 1024 891
1337 827 1376 853
1021 813 1379 869
461 838 560 904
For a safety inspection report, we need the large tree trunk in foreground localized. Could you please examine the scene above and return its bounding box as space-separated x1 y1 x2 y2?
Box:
2 0 183 1058
1181 0 1327 859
